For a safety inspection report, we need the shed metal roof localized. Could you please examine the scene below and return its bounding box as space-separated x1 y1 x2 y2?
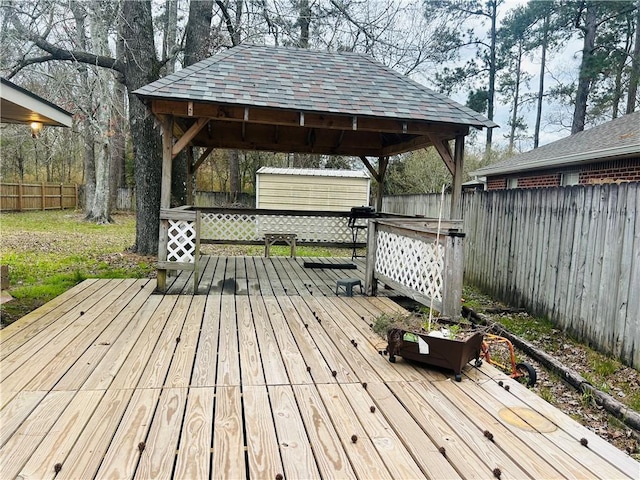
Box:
256 167 370 178
135 44 496 129
472 112 640 177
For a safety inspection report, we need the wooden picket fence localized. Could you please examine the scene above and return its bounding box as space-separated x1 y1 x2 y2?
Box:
383 183 640 369
0 182 78 211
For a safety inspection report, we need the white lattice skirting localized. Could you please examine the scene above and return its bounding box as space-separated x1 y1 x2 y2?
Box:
375 230 444 301
167 219 197 263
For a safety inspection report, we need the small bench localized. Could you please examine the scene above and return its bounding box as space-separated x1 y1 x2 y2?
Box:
264 233 297 257
336 278 362 297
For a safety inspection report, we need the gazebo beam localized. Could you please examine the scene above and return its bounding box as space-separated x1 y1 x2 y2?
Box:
172 117 208 158
360 155 388 212
428 134 455 176
151 100 467 137
193 146 215 172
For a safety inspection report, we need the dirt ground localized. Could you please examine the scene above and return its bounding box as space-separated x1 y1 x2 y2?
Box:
464 292 640 460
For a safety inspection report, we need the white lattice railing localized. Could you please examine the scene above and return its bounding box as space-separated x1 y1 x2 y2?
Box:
365 219 465 319
157 208 201 292
156 206 368 292
199 208 360 244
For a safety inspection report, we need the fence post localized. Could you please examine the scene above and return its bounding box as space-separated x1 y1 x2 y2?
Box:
75 184 78 209
442 231 465 320
17 183 22 212
60 183 64 209
41 182 46 210
365 220 378 296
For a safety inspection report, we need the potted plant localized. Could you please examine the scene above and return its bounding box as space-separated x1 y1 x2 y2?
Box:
372 311 485 381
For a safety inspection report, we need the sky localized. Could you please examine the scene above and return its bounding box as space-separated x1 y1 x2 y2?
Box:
414 0 584 152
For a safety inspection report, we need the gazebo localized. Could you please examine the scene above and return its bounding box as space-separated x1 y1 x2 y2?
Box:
134 44 496 307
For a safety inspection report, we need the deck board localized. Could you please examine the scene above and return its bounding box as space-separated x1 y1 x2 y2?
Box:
1 258 637 479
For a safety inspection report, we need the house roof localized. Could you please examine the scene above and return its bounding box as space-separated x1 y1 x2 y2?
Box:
256 167 370 179
134 44 496 130
471 111 640 177
1 77 72 127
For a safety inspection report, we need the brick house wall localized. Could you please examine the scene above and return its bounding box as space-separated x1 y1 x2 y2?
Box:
486 157 640 190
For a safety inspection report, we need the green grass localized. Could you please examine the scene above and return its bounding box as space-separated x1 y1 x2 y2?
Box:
0 210 154 324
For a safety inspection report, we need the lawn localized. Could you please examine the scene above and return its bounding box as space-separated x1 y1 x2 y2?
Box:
0 210 155 324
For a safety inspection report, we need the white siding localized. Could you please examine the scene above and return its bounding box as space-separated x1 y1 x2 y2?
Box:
257 169 370 211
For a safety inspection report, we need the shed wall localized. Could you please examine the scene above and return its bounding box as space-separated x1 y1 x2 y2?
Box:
257 173 370 211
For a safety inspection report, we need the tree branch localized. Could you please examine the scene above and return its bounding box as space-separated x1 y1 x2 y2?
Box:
215 0 239 46
7 54 56 79
30 35 123 72
9 12 124 74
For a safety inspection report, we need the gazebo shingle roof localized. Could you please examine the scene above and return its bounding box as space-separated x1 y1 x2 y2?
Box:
134 44 496 129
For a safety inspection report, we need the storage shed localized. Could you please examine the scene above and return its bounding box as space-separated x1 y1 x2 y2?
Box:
256 167 371 211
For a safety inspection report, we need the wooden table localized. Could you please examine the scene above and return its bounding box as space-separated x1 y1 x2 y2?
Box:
264 233 297 257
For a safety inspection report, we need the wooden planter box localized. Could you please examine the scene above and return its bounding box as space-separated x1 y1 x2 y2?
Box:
386 328 484 381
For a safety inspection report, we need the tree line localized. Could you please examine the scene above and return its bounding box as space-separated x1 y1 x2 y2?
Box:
0 0 638 254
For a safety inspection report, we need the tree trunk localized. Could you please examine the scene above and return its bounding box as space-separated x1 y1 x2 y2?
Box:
85 1 113 224
71 1 96 215
298 0 311 48
110 36 127 211
184 1 214 67
229 149 241 200
121 0 162 255
162 0 178 74
508 42 523 153
626 1 640 114
88 120 112 223
534 14 548 149
572 3 597 134
485 0 497 157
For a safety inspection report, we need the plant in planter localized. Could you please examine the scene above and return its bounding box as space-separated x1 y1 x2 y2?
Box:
372 311 486 381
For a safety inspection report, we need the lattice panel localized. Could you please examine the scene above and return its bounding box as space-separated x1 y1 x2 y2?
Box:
167 220 196 263
200 213 354 243
375 230 444 301
201 213 257 241
256 215 353 243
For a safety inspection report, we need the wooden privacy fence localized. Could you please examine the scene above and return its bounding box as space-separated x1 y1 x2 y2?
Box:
384 184 640 369
0 182 78 211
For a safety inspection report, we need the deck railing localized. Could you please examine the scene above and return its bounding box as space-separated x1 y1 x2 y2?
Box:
157 207 465 312
365 218 465 319
156 207 372 291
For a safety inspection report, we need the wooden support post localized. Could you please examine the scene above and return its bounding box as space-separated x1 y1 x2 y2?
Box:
60 183 64 209
41 182 45 210
186 148 194 206
364 220 378 296
450 135 464 219
442 232 465 320
157 116 174 292
74 184 78 209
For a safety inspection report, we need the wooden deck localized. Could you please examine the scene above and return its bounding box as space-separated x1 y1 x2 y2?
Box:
0 257 637 479
165 255 371 296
